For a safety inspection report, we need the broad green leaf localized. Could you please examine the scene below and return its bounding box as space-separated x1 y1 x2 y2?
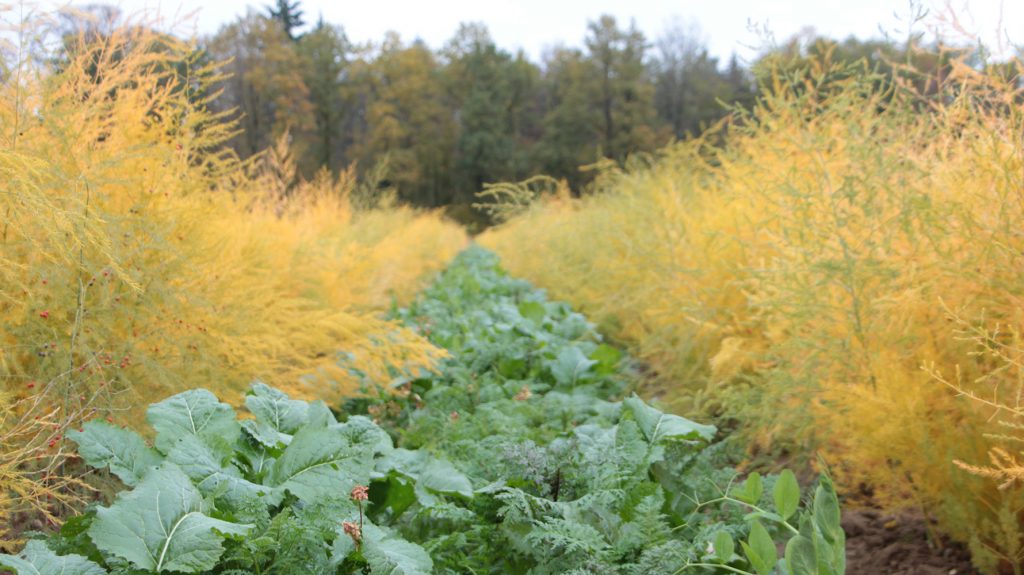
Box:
362 524 432 575
774 469 800 520
377 449 473 501
166 434 271 505
245 383 310 434
376 449 426 475
573 424 618 466
416 458 473 499
813 478 842 544
548 346 596 386
330 525 356 567
517 301 546 324
615 418 660 468
713 530 735 563
831 526 847 573
590 344 622 374
234 437 276 481
241 418 291 448
68 421 161 486
269 425 372 501
0 554 37 575
306 400 336 428
497 357 526 379
623 395 716 443
813 529 843 575
551 312 590 339
89 463 251 573
374 473 418 518
147 389 240 454
337 416 393 456
785 535 817 575
736 472 763 505
741 521 777 575
0 540 106 575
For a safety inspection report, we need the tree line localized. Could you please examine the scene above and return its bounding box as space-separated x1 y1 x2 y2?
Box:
202 1 756 217
51 1 1001 223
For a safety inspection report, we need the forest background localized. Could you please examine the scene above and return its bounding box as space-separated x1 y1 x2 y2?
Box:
57 0 952 228
8 2 1024 572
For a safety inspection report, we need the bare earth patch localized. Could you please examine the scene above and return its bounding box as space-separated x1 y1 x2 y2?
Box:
844 508 978 575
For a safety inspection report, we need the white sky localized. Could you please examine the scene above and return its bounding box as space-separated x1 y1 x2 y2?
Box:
46 0 1024 63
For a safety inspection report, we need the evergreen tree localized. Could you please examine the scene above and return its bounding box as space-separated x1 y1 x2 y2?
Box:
534 15 663 188
297 17 349 173
443 23 540 201
584 15 662 160
346 33 456 206
192 10 828 209
267 0 305 41
533 46 601 187
724 53 756 112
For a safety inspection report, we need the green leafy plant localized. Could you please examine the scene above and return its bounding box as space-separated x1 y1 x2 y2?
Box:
2 383 434 574
0 247 845 574
680 472 845 575
349 247 846 574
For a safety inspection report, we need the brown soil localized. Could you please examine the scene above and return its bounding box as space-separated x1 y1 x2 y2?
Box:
844 508 979 575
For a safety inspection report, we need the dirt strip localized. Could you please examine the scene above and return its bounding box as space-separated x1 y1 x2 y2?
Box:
843 508 979 575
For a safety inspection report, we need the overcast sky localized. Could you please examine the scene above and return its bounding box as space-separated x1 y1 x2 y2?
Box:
48 0 1023 63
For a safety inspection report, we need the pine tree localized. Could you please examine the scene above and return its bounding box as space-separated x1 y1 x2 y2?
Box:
298 17 349 173
584 15 661 160
533 47 601 187
345 33 457 206
267 0 305 40
443 23 540 201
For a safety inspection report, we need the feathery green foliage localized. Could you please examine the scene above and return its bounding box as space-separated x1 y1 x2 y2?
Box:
1 248 842 574
346 247 843 574
480 43 1024 573
0 7 466 544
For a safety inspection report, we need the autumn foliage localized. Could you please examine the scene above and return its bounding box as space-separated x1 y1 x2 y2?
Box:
481 52 1024 572
0 12 464 546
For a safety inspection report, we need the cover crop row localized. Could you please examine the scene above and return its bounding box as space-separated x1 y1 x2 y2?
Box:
1 248 844 574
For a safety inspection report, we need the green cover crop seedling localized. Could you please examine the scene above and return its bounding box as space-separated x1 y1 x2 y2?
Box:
0 248 842 574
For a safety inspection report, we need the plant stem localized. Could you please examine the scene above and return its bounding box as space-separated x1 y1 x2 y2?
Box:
673 562 756 575
694 495 800 536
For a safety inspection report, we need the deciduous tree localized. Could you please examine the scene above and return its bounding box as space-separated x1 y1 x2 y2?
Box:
206 11 313 162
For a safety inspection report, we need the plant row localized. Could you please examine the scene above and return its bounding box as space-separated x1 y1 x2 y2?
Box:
1 248 844 574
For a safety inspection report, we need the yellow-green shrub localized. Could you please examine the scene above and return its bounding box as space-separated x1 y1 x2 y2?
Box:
0 13 465 541
480 56 1024 571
